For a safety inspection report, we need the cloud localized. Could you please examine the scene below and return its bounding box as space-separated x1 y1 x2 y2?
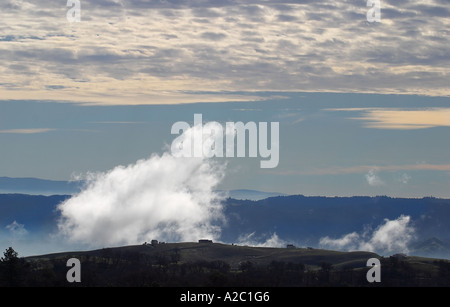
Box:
319 232 360 251
5 221 28 237
398 173 411 184
236 232 287 248
330 108 450 130
0 0 448 104
360 215 415 254
0 128 55 134
319 215 415 255
200 32 227 41
57 126 227 247
365 169 384 186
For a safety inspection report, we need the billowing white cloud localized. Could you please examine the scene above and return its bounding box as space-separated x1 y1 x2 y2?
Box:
319 215 415 255
365 169 384 186
236 232 287 248
5 221 28 237
398 173 411 184
359 215 414 254
57 126 227 247
319 232 360 251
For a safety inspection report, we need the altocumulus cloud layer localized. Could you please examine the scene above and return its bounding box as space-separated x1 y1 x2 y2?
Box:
0 0 449 104
57 150 226 247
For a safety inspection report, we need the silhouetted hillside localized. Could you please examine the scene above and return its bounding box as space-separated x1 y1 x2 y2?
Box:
4 242 447 287
410 238 450 259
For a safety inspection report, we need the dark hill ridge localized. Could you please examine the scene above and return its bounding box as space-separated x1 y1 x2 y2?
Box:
19 242 450 287
410 237 450 259
25 242 379 270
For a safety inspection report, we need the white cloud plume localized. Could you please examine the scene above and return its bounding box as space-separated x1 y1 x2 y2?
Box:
57 127 227 247
5 221 28 237
399 173 411 184
319 232 360 251
365 168 384 186
319 215 415 255
236 232 288 248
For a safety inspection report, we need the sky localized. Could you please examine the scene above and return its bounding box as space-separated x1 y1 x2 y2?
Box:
0 0 449 198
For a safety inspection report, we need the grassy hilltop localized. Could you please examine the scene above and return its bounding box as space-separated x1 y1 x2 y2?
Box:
2 242 448 287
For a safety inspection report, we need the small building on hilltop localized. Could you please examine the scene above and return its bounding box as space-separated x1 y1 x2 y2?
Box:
198 239 213 244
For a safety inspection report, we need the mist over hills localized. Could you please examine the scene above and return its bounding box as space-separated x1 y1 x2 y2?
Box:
1 186 450 258
222 195 450 259
223 195 450 241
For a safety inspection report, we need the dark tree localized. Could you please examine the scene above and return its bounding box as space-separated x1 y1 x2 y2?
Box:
1 247 18 262
0 247 24 286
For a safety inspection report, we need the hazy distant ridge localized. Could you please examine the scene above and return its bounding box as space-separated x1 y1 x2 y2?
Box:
0 177 283 201
0 177 83 195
